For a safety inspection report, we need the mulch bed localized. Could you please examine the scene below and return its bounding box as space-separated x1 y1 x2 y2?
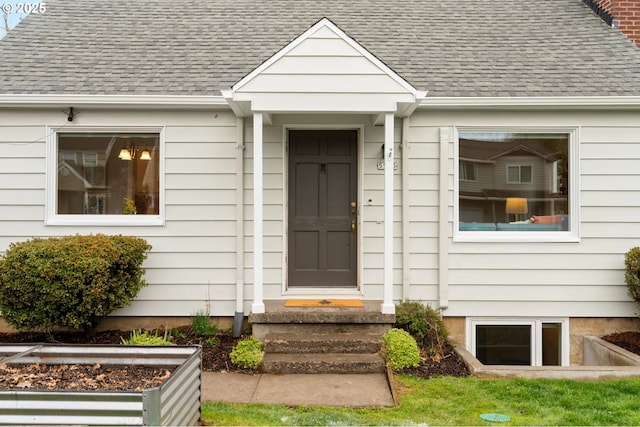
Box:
13 326 640 391
0 325 471 391
400 346 470 379
602 331 640 356
0 362 171 391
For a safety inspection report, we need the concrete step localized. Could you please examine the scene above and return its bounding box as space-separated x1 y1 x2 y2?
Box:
261 352 387 374
253 323 391 340
264 332 383 354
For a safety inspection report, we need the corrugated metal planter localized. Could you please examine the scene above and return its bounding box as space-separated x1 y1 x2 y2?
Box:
0 344 201 426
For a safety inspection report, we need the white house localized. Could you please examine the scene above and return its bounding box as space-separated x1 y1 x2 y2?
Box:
1 0 640 366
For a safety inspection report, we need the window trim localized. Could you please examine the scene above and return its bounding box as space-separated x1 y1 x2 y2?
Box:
466 317 570 367
46 126 165 226
454 126 580 243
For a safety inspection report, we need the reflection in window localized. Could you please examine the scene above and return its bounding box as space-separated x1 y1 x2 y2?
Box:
57 133 160 215
476 325 532 365
458 132 569 232
460 161 477 181
474 322 564 366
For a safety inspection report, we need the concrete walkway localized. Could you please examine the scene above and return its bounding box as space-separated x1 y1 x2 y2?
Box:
201 372 395 407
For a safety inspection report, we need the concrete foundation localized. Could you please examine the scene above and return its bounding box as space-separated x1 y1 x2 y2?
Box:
569 317 640 364
455 335 640 381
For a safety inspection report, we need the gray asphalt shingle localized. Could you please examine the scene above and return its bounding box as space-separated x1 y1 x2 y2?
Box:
0 0 638 97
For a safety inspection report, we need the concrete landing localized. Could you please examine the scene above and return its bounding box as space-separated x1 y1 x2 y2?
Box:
201 372 395 407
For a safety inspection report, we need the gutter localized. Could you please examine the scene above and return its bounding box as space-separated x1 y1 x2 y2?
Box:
0 94 230 109
419 96 640 109
233 117 245 337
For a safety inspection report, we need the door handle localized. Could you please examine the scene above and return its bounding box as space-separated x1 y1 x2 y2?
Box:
351 220 356 235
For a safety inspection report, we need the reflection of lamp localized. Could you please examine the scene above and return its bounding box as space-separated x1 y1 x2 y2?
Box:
118 148 133 160
118 145 151 161
139 149 152 160
506 197 528 221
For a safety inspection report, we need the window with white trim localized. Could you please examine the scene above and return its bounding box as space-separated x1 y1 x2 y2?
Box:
456 130 577 239
506 164 532 184
460 161 478 181
468 318 569 366
49 130 162 225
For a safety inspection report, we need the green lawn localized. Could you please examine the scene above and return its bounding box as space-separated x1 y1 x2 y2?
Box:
201 375 640 426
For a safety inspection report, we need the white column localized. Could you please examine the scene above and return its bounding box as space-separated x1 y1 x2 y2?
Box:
252 112 265 314
382 112 395 315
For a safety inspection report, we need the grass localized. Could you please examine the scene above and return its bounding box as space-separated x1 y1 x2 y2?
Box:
201 375 640 426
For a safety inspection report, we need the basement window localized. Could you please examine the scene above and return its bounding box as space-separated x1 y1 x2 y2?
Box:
468 318 569 366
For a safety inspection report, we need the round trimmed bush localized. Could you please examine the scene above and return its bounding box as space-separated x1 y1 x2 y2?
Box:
230 337 264 369
382 328 421 370
0 234 151 337
625 246 640 304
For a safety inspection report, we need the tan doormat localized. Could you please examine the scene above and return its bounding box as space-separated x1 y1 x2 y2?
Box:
284 299 364 308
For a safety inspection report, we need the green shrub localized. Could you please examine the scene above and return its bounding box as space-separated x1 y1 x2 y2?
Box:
0 234 151 337
625 247 640 306
382 328 421 370
395 300 449 355
230 337 264 369
191 309 219 336
121 329 175 346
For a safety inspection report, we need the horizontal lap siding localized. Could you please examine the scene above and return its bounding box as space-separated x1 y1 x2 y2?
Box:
0 110 242 317
403 120 440 303
409 110 639 317
0 119 47 255
361 123 403 300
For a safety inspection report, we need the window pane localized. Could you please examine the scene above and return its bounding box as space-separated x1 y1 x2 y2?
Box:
459 132 569 232
58 133 160 215
507 165 520 183
542 323 562 366
476 325 531 365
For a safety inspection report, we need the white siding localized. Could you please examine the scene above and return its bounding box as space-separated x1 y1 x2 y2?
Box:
407 109 640 317
2 105 638 321
0 109 242 316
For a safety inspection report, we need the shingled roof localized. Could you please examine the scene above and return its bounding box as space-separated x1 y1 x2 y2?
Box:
1 0 639 97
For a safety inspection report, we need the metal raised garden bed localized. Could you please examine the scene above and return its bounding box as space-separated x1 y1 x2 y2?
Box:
0 344 201 426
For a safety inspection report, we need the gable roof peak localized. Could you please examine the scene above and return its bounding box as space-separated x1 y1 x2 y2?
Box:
231 16 420 97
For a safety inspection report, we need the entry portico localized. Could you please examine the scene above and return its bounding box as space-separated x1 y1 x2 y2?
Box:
223 18 425 314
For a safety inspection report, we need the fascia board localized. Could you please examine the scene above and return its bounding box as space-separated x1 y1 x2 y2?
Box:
0 94 229 109
420 96 640 109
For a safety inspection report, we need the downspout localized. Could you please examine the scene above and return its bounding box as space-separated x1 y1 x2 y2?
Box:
401 117 411 301
233 117 245 337
438 127 450 310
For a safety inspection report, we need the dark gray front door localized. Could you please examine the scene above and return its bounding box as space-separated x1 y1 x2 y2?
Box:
288 130 357 288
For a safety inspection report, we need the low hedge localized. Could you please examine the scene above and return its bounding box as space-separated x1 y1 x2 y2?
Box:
0 234 151 337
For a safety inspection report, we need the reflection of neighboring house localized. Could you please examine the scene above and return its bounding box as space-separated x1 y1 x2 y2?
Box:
58 157 107 214
459 138 567 224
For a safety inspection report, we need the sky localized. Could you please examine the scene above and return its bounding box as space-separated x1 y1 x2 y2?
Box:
0 0 44 39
